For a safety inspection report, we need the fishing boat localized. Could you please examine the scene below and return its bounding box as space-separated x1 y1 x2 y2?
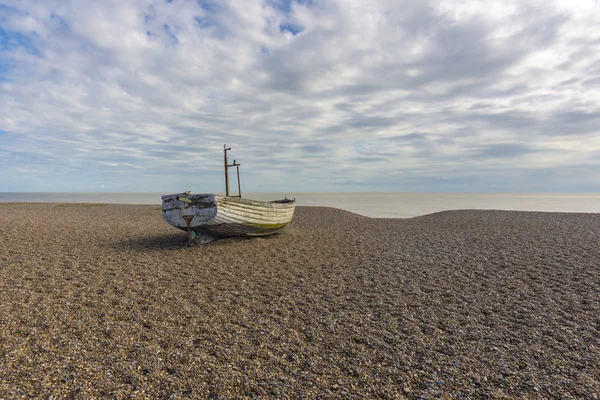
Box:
161 145 295 243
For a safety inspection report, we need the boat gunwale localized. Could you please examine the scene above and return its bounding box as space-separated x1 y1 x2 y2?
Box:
215 195 295 209
216 199 295 215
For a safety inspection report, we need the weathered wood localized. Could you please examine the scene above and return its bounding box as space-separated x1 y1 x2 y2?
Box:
161 192 295 238
223 145 231 197
236 164 241 198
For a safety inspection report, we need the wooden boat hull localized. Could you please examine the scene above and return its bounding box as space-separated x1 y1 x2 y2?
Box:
161 193 295 237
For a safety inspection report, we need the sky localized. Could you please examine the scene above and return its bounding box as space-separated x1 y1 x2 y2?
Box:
0 0 599 193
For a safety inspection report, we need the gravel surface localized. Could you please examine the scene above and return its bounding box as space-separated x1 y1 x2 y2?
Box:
0 203 598 399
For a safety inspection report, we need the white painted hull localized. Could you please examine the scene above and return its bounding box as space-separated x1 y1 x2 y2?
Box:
161 193 295 237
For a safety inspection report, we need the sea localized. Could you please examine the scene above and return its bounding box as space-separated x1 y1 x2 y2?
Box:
1 192 599 218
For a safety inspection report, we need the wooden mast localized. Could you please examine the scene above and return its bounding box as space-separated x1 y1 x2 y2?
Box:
236 163 241 198
224 144 231 196
229 158 241 198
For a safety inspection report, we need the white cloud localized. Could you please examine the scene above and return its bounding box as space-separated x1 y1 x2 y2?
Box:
0 0 599 192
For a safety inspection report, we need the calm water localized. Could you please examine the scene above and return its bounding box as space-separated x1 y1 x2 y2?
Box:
1 192 599 218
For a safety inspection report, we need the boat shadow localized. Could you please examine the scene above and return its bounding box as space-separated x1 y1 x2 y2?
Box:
110 233 194 251
109 232 259 252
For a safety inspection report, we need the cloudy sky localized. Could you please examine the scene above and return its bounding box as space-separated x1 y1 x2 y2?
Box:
0 0 599 192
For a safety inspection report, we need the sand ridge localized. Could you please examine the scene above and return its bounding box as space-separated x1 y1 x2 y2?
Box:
0 204 598 398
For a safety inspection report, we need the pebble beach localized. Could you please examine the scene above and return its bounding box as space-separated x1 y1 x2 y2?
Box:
0 203 598 399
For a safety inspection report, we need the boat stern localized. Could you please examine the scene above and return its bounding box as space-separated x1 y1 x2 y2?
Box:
161 192 218 231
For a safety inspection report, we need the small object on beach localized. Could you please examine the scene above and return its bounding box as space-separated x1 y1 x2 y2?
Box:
161 145 295 242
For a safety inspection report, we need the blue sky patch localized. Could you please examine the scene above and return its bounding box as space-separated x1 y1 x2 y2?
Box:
197 0 220 13
0 58 9 81
194 16 213 29
50 13 69 29
279 23 304 35
269 0 293 14
269 0 312 13
0 28 41 56
0 60 10 73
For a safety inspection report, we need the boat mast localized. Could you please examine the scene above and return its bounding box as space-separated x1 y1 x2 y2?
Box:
224 144 231 196
228 158 241 198
224 145 242 198
236 162 241 198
